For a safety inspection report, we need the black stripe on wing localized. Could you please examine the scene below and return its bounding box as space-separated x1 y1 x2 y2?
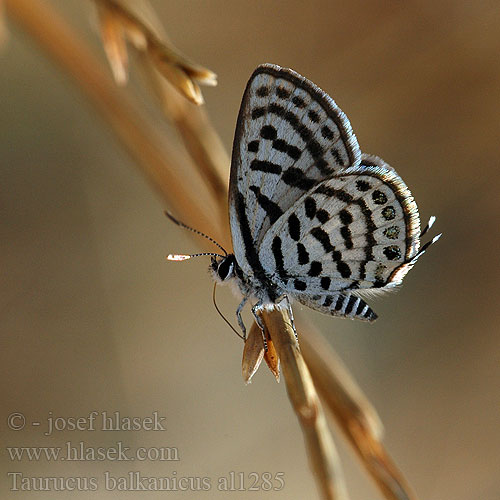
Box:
296 292 377 321
234 191 280 301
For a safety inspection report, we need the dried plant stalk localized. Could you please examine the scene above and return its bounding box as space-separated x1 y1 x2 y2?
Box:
0 0 8 46
264 309 348 500
4 0 221 244
95 0 216 104
139 62 231 233
94 0 230 232
300 326 417 500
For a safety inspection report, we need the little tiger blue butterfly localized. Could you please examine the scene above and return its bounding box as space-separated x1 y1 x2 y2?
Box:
168 64 440 340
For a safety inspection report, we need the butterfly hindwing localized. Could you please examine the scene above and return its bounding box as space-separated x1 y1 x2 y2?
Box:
229 64 361 278
258 164 421 301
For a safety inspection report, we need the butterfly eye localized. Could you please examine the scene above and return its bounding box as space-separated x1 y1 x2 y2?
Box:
217 257 234 281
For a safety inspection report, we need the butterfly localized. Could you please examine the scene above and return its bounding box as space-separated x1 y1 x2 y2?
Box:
168 64 440 340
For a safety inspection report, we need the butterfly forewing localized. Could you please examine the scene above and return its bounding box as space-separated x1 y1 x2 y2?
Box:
229 64 361 278
258 165 421 296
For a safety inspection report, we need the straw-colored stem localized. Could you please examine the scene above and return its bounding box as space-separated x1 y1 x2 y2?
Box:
264 309 349 500
300 326 417 500
5 0 221 243
139 61 231 238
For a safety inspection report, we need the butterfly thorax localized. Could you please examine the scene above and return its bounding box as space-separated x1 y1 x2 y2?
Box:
210 254 282 305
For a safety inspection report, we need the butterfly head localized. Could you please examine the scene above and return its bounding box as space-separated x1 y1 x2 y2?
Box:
210 254 237 283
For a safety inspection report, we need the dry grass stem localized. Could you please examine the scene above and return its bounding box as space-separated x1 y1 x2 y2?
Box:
139 63 230 232
300 326 417 500
5 0 221 244
0 0 8 47
300 324 384 440
96 3 128 85
264 309 349 500
95 0 216 104
6 1 420 498
102 0 230 233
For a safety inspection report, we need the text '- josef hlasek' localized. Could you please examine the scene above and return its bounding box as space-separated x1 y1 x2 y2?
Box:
7 411 166 436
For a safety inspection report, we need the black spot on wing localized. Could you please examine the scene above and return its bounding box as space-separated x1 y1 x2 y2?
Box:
282 167 317 190
372 190 388 205
321 126 334 140
247 140 259 153
272 139 302 160
251 107 265 119
316 209 329 223
292 96 306 108
308 261 322 277
331 148 344 166
250 159 282 174
311 227 334 253
383 245 402 260
339 209 353 225
286 145 302 161
256 86 269 97
337 261 351 278
345 295 358 315
340 226 353 249
323 296 333 307
321 277 331 290
384 226 400 239
294 279 307 291
315 158 335 175
354 197 376 280
308 110 320 123
276 86 291 99
356 180 371 192
314 185 353 203
334 294 345 311
382 206 396 220
260 125 277 140
356 300 366 315
339 209 353 249
297 243 309 265
272 236 287 280
310 228 350 278
249 186 283 224
288 213 301 241
304 197 317 219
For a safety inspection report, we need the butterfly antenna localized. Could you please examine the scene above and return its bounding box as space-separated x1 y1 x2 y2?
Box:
165 211 227 256
212 283 245 341
167 252 226 261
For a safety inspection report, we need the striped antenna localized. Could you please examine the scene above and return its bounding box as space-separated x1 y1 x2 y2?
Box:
167 252 225 261
165 211 227 257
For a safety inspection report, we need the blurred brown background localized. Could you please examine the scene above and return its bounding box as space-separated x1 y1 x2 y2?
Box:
1 1 499 499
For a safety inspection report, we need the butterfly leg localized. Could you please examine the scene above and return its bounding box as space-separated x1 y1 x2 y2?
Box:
251 302 268 351
236 296 248 341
